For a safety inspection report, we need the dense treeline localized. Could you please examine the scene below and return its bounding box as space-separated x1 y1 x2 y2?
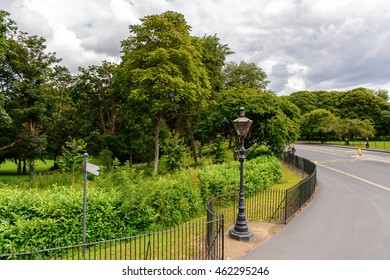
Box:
1 10 301 176
2 9 389 177
285 88 390 144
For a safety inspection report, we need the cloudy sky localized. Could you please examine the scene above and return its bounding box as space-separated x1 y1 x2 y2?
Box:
1 0 390 95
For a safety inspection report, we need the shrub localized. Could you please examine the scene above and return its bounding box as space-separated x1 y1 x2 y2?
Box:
0 185 125 251
119 170 203 231
0 153 282 251
246 144 274 160
198 155 282 200
160 133 188 171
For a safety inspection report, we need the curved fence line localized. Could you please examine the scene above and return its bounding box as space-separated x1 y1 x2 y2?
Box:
207 153 317 224
1 153 315 260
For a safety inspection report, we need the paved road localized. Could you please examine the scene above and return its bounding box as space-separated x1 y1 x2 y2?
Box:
241 144 390 260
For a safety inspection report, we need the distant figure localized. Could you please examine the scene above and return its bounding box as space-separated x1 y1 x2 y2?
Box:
365 138 369 148
287 145 296 155
358 147 362 156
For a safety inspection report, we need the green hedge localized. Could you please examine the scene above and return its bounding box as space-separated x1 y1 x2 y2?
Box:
198 155 282 200
0 185 125 252
0 154 282 251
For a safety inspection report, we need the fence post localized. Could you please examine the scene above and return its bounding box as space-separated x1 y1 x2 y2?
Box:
284 189 288 223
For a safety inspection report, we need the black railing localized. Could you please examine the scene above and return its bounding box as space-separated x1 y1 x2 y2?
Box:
283 153 317 222
0 217 224 260
207 153 317 224
1 153 315 260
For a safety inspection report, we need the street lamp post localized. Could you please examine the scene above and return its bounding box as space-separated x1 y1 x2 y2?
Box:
229 107 254 241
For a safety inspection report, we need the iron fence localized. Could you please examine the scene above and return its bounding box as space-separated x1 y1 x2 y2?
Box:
1 153 315 260
0 217 224 260
207 153 317 224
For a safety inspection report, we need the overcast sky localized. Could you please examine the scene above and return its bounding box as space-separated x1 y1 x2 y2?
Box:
1 0 390 95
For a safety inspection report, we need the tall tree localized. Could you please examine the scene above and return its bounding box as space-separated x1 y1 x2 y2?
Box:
337 119 375 146
176 34 232 165
300 109 338 143
76 61 119 136
44 65 78 163
375 89 389 102
0 10 17 157
0 11 60 175
338 88 387 134
287 91 319 114
120 11 211 172
216 86 301 156
222 61 269 91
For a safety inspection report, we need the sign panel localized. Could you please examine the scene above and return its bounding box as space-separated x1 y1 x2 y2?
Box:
85 162 100 176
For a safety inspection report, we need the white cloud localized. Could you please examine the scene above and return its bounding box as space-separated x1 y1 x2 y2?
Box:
2 0 390 94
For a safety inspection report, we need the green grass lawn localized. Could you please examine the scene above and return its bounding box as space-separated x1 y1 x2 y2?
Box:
271 164 302 190
300 140 390 150
0 159 55 175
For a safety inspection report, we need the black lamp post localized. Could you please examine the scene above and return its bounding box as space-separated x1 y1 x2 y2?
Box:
229 107 254 241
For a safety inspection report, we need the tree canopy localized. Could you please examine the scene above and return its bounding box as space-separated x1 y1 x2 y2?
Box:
288 87 388 142
2 9 388 175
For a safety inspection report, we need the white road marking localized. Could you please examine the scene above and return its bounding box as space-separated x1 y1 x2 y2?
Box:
317 163 390 192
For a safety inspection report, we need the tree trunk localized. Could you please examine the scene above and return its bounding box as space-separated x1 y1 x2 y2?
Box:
28 159 35 181
28 116 36 180
17 158 22 175
71 165 75 186
129 150 133 168
187 119 201 165
153 114 163 172
23 159 27 175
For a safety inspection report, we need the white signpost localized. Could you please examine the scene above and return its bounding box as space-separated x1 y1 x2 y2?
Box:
82 153 100 258
85 162 100 176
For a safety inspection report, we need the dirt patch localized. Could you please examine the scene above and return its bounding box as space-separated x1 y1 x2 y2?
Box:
224 221 283 260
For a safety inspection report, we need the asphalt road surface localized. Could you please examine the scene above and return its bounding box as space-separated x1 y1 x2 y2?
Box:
241 144 390 260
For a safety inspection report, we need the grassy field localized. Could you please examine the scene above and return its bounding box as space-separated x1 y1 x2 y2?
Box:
301 140 390 150
0 160 54 175
272 164 302 190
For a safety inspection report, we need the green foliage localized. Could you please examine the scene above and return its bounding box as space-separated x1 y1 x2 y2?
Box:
198 155 282 201
120 11 212 172
289 88 390 138
216 87 301 155
115 170 203 231
300 109 338 142
210 137 226 164
199 137 227 164
246 144 274 160
0 185 125 251
56 138 87 185
1 149 283 251
222 61 269 90
161 133 188 171
338 118 375 145
99 148 113 171
375 89 389 102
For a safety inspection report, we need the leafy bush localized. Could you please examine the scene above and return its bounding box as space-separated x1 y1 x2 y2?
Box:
0 153 282 252
118 170 203 231
198 155 282 200
160 133 188 171
246 144 274 160
0 185 125 251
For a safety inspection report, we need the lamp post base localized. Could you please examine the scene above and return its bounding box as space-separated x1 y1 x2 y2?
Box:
229 228 254 242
